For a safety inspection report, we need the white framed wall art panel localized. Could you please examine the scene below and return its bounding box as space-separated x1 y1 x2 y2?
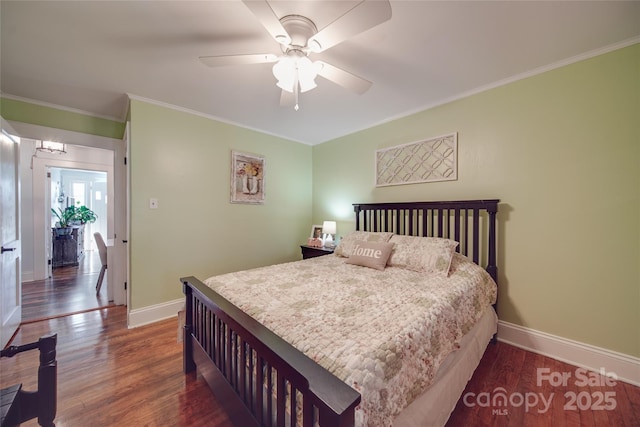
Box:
375 132 458 187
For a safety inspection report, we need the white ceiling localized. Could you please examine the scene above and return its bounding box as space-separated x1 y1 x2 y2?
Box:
2 1 639 145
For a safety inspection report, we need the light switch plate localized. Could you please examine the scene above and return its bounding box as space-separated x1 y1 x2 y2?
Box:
149 198 158 209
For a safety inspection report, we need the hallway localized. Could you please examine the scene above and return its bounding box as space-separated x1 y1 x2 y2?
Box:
21 250 114 323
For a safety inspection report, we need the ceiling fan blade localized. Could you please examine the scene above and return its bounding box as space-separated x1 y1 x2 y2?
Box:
242 0 291 46
316 61 372 95
280 90 295 107
199 53 278 67
307 0 392 53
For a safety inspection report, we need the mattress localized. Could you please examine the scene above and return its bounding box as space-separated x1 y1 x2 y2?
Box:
204 252 497 427
395 306 497 427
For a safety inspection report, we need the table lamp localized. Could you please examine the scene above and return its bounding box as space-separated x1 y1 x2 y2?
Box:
322 221 337 248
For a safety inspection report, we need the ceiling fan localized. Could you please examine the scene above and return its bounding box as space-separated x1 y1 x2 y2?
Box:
199 0 392 110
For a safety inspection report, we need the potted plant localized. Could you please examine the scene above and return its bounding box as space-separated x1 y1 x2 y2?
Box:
73 205 97 225
51 206 76 236
51 205 97 236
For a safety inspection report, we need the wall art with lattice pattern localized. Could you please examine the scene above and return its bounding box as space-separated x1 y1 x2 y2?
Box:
375 133 457 187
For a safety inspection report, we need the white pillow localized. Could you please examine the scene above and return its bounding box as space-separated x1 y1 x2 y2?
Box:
387 235 459 276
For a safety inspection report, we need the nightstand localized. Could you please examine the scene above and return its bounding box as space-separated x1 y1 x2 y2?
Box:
300 245 335 259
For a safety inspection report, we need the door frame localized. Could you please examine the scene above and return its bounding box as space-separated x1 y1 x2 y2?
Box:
7 121 128 307
35 156 113 280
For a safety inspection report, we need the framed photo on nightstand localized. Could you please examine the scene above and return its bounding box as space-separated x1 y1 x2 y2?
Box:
310 224 323 239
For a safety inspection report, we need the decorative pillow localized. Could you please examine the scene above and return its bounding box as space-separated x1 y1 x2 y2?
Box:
387 235 459 276
345 241 394 271
334 231 394 257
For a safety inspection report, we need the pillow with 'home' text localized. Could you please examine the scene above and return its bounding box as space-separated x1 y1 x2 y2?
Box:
345 241 394 270
334 231 394 257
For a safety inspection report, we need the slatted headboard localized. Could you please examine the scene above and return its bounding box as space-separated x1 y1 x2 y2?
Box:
352 199 499 284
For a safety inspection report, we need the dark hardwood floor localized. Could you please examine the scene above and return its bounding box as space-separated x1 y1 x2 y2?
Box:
447 342 640 427
4 270 639 426
1 307 234 427
21 250 114 323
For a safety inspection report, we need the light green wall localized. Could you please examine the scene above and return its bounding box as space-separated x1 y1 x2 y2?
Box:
128 100 312 309
0 98 125 139
313 44 640 357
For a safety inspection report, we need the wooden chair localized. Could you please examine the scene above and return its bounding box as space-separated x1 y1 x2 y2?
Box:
1 334 57 427
93 232 107 295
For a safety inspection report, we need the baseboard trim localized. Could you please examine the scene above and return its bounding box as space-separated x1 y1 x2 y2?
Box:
498 320 640 387
128 298 184 329
21 271 35 283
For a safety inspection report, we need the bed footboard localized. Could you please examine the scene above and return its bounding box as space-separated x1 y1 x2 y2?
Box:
182 276 360 427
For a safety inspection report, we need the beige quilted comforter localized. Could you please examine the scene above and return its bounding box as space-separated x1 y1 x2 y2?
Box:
204 252 497 427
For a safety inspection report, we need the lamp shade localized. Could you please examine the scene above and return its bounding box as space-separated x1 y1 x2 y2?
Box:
296 56 318 93
272 56 296 92
322 221 337 235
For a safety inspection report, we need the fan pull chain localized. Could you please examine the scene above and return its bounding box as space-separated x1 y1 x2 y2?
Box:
294 66 300 111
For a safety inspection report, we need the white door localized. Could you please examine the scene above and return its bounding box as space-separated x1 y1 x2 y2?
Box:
0 126 21 348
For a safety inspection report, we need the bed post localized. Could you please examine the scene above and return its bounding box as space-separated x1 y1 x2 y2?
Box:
486 203 498 286
354 205 362 231
486 202 499 342
183 281 195 374
37 334 57 427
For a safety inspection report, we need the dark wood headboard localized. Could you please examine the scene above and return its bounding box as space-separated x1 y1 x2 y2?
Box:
353 199 499 284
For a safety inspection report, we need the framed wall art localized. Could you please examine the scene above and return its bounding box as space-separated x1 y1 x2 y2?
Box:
375 132 457 187
230 151 265 204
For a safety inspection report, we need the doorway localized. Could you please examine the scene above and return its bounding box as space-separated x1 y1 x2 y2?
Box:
18 167 115 323
21 140 117 322
49 167 108 276
6 120 128 327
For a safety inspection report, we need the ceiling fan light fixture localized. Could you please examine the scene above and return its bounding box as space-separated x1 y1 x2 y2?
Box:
272 55 318 93
272 56 296 92
204 0 391 109
298 75 317 93
276 79 295 93
296 56 318 93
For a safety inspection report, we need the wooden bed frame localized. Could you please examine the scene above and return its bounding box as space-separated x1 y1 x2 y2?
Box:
182 199 499 427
